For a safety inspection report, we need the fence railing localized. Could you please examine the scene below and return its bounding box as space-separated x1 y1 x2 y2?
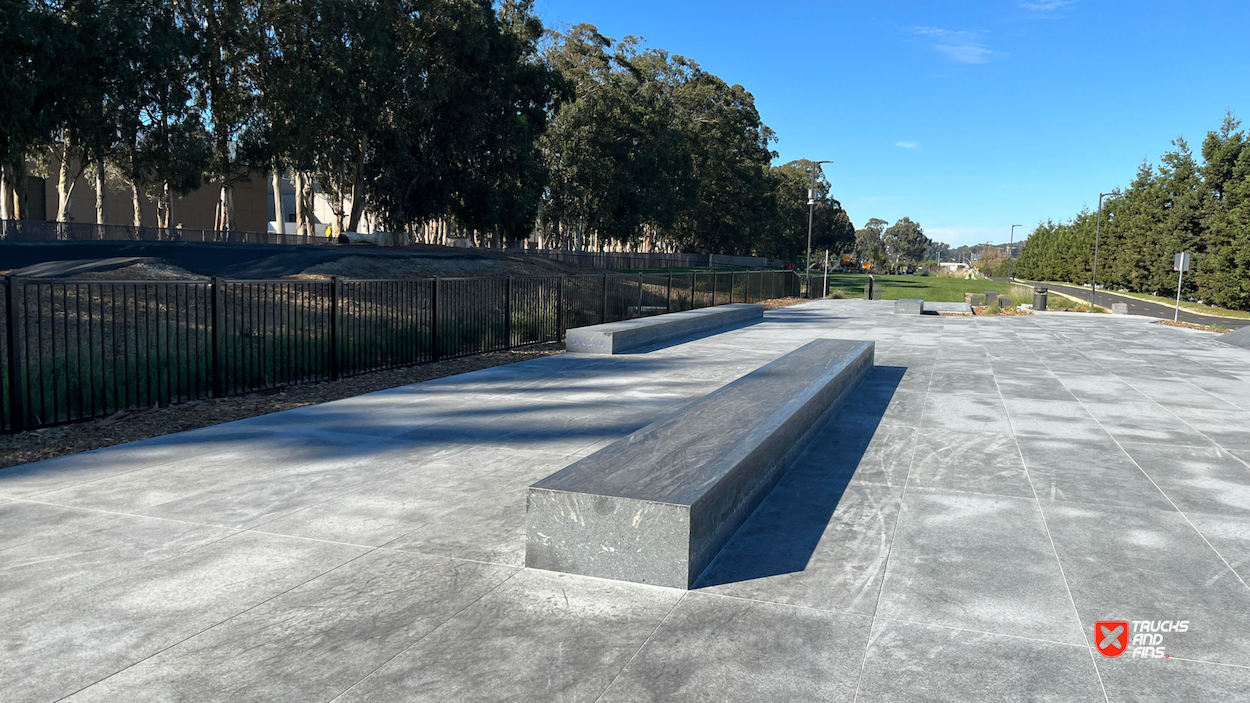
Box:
1 270 799 433
506 248 772 271
0 219 333 246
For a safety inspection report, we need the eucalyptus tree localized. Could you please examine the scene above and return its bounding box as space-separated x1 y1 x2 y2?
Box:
0 0 49 220
541 25 694 251
186 0 268 231
882 216 929 268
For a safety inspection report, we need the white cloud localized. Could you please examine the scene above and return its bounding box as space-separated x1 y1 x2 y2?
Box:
912 27 992 64
895 141 918 149
1020 0 1075 10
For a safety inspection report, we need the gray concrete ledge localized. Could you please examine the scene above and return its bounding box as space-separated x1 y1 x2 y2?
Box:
1219 325 1250 349
922 302 973 314
565 303 763 354
894 299 923 315
525 338 875 588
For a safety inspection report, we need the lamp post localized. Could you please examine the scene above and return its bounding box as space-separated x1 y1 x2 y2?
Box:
805 160 833 297
1008 224 1022 281
1091 192 1116 309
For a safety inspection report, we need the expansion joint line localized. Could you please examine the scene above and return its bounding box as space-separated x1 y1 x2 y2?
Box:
994 324 1109 703
1041 332 1250 594
850 325 931 703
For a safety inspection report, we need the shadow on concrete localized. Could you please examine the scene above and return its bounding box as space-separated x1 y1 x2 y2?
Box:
692 365 904 587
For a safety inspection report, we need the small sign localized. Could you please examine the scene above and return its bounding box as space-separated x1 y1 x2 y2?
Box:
1174 252 1191 272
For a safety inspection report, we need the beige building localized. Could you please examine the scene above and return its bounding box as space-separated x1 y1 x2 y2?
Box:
9 161 270 232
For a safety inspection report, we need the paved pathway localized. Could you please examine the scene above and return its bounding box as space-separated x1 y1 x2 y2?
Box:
4 302 1250 701
1024 280 1250 329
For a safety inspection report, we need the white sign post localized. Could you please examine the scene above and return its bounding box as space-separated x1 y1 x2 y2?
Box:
1173 252 1191 321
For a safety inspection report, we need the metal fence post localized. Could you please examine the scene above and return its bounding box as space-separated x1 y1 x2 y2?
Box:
431 278 440 362
5 276 26 432
601 273 608 323
329 276 341 379
711 272 719 306
211 277 225 397
557 275 565 339
504 276 512 349
666 273 673 313
637 273 644 318
691 272 697 309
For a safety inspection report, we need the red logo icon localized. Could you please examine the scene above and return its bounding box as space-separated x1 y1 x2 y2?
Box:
1096 620 1129 657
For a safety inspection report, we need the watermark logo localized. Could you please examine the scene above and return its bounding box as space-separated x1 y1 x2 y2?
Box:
1096 621 1129 658
1095 620 1188 658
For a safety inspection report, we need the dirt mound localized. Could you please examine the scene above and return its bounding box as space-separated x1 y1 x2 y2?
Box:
293 252 585 279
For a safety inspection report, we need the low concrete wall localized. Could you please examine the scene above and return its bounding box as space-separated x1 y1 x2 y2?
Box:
565 303 763 354
1220 325 1250 350
525 338 875 588
894 299 923 315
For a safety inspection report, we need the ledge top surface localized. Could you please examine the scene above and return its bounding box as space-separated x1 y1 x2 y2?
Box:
531 338 872 506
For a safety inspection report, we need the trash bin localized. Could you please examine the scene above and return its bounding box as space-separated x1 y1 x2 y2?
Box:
1033 287 1048 310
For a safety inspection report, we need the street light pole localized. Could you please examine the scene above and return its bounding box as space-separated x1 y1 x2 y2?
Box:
805 160 833 298
1008 224 1022 281
1091 192 1116 309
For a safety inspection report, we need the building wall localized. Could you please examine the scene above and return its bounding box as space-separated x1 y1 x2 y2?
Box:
21 153 268 232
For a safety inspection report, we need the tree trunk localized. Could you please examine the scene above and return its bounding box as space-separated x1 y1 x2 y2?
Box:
130 178 142 232
56 129 80 223
293 172 306 236
271 169 285 235
347 135 367 232
0 164 10 221
94 159 106 226
10 160 25 220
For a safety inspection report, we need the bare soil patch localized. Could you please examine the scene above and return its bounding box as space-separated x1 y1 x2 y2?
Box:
0 343 562 470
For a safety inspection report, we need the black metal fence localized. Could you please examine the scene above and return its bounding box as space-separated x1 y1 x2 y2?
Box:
1 270 799 433
0 219 332 246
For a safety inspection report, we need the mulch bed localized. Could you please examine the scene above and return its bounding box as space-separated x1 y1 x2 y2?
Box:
0 343 562 470
762 297 808 309
1154 320 1231 333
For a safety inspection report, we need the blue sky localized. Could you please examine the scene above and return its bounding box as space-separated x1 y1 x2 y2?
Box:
533 0 1250 247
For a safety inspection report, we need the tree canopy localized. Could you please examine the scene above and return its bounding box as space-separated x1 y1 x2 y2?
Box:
1 3 856 257
1015 113 1250 311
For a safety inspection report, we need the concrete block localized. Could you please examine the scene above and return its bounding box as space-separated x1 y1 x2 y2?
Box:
1111 303 1128 315
997 296 1013 309
894 299 924 315
967 294 985 306
1219 325 1250 350
923 302 973 314
526 338 875 588
565 303 763 354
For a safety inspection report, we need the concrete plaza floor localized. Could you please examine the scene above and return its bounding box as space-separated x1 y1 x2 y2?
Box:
4 300 1250 702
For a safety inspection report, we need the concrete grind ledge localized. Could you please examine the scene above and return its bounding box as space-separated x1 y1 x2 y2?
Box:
564 303 763 354
1220 325 1250 349
894 299 923 315
525 338 875 588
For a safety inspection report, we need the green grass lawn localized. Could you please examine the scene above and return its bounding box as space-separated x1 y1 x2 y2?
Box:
818 273 1015 302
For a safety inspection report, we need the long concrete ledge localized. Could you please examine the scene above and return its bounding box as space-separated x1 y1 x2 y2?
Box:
565 303 763 354
525 338 875 588
1220 325 1250 350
